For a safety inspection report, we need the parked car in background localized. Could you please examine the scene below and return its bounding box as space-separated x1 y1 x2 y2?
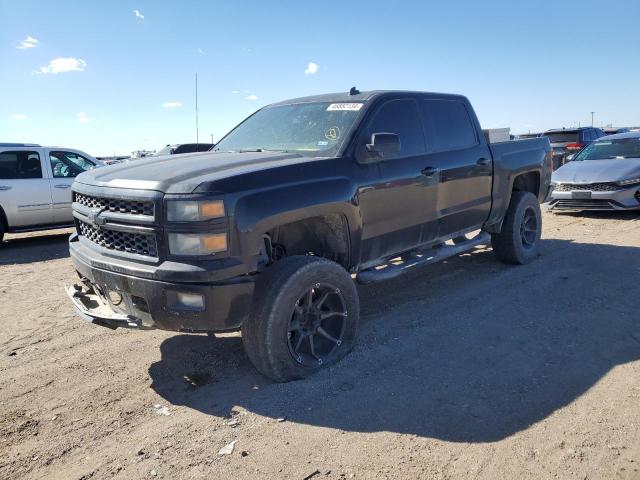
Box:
155 143 214 156
0 144 103 242
515 132 541 140
542 127 605 170
96 155 130 165
548 131 640 211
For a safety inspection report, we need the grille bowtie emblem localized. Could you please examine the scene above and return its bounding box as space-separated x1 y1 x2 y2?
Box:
88 209 107 226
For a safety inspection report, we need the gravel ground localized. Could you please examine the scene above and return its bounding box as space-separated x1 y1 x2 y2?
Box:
1 210 639 480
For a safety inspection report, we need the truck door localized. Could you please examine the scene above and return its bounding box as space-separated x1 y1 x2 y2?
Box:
356 98 439 263
418 98 493 237
47 150 97 224
0 148 53 228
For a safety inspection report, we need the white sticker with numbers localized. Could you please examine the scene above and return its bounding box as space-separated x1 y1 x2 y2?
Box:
326 103 363 111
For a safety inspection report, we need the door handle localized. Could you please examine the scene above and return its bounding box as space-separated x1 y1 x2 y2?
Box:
0 185 11 191
476 158 491 166
421 167 439 177
54 184 72 189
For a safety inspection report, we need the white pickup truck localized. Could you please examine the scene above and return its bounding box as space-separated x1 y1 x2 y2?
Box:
0 143 103 242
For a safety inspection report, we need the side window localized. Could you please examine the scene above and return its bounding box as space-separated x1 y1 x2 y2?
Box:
50 151 94 178
420 99 478 152
365 99 426 157
0 151 42 179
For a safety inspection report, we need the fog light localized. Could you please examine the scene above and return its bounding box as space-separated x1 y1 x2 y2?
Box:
166 291 205 311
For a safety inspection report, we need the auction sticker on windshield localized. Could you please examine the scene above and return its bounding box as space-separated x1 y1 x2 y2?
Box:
326 103 363 111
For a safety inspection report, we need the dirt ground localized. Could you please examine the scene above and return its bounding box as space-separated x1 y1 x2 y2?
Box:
1 210 639 480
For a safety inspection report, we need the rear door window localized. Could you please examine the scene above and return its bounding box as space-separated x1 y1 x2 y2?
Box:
365 99 426 157
420 99 478 152
0 151 43 179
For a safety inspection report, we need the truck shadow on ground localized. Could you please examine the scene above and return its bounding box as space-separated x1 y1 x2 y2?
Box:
0 231 71 265
149 238 640 442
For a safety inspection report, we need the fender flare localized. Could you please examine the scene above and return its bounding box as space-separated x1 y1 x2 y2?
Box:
230 178 362 269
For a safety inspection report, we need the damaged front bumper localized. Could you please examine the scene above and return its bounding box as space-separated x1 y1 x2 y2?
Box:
67 241 256 332
66 283 155 330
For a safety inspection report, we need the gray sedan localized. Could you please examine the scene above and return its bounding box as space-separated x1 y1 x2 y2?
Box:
547 132 640 211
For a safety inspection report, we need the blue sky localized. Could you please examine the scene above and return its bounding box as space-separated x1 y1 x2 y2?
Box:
1 0 639 156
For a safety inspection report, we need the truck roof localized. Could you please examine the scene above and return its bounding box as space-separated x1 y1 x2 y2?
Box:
269 90 468 107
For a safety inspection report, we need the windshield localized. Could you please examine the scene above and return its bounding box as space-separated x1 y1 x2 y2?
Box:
214 102 364 156
543 132 579 143
574 137 640 161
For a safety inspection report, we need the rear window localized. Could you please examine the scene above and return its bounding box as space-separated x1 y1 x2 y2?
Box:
0 150 42 179
421 99 477 152
543 132 579 143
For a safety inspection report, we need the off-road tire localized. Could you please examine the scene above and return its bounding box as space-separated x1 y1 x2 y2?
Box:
242 256 359 382
491 191 541 265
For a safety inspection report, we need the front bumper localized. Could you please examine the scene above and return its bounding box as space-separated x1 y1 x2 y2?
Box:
68 241 255 332
547 185 640 211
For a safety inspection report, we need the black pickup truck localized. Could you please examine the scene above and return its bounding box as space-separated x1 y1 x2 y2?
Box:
66 90 552 381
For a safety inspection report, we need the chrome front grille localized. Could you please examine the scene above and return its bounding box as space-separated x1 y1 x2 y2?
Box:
73 192 154 216
554 182 621 192
78 220 158 257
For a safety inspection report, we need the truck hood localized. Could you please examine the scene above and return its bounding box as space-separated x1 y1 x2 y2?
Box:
552 158 640 183
74 150 316 194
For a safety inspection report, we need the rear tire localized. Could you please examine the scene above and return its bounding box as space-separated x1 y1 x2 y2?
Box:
242 256 359 382
0 220 5 244
491 191 541 265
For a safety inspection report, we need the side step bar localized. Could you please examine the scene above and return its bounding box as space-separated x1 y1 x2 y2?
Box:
356 232 491 284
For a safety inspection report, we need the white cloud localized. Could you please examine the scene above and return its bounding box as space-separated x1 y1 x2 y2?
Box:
162 101 183 108
304 62 319 75
17 36 39 50
77 112 90 123
231 90 240 94
134 10 144 20
38 57 86 74
197 48 204 54
246 95 258 101
11 113 28 121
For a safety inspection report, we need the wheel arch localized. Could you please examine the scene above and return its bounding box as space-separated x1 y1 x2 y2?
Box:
231 179 362 271
485 168 542 234
0 204 8 232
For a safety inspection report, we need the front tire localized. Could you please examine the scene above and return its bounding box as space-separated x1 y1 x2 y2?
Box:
491 191 542 265
242 256 359 382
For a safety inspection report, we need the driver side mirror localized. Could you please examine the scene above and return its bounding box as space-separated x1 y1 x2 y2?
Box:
360 133 400 163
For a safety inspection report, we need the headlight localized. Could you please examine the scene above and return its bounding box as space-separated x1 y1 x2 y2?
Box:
167 200 225 221
168 233 227 256
617 177 640 186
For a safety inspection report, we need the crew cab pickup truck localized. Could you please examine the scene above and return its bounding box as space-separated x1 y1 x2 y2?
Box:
66 90 552 382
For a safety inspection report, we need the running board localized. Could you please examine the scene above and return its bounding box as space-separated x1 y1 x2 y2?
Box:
355 232 491 284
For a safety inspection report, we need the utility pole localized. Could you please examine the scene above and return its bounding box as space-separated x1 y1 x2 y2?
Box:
195 72 199 145
210 133 214 144
590 111 595 127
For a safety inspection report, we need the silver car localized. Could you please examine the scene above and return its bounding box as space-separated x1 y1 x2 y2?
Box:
0 143 103 242
547 132 640 211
